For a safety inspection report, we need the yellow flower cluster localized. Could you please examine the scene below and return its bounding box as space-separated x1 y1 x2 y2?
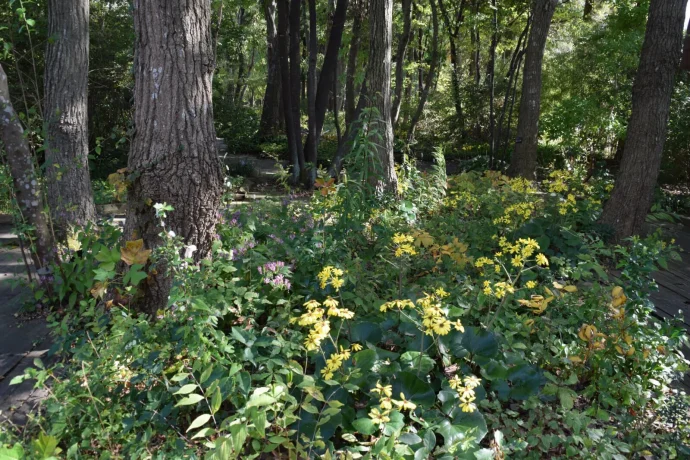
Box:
320 344 362 380
492 202 536 226
392 233 417 258
317 266 345 291
369 381 416 424
417 289 464 336
292 298 354 351
496 237 549 268
545 170 571 194
380 299 415 312
482 280 515 299
448 374 481 413
557 193 577 215
508 177 537 194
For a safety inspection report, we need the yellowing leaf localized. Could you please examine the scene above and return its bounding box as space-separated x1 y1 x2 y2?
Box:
67 232 82 252
120 239 152 266
612 286 624 298
563 285 577 293
90 282 108 299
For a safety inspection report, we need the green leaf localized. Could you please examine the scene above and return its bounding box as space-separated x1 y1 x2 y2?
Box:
123 265 147 286
462 327 498 358
392 372 436 408
30 432 62 459
175 394 204 406
400 352 435 375
0 444 25 460
352 418 376 436
174 384 198 395
246 393 276 408
353 349 377 371
558 388 575 410
186 414 212 432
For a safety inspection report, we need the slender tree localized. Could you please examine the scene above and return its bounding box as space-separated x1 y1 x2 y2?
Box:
365 0 397 192
0 65 55 269
598 0 687 240
306 0 318 185
681 17 690 71
438 0 466 131
277 0 301 181
289 0 305 181
507 0 558 179
345 0 364 127
44 0 95 238
259 0 283 138
125 0 225 314
407 0 439 144
391 0 413 126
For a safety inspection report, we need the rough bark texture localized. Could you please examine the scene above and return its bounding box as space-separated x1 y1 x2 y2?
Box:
366 0 397 193
259 0 283 138
44 0 95 238
0 66 55 269
289 0 305 181
507 0 558 179
345 3 363 127
407 0 439 144
302 0 349 181
488 0 498 166
391 0 413 126
598 0 686 240
126 0 225 314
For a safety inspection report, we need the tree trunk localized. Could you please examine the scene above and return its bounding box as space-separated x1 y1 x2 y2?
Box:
302 0 349 183
289 0 305 181
598 0 686 240
0 65 55 269
44 0 95 239
488 0 498 167
125 0 225 315
277 0 301 180
345 2 363 127
306 0 318 186
407 0 439 144
233 8 247 103
681 17 690 71
438 0 465 132
366 0 397 193
391 0 413 126
259 0 283 138
506 0 558 179
583 0 593 21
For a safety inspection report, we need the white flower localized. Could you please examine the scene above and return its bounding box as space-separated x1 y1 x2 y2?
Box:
184 244 197 259
168 230 176 238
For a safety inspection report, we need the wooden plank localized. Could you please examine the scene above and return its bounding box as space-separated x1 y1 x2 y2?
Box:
650 287 690 329
0 354 23 379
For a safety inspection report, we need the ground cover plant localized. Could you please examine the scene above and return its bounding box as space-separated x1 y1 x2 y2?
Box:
1 156 688 459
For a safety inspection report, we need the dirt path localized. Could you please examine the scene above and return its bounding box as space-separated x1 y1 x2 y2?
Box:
0 217 52 426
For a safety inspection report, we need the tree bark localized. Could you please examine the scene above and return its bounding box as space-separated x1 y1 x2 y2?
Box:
438 0 465 131
488 0 498 167
306 0 318 186
391 0 413 126
277 0 301 180
0 65 55 269
598 0 686 240
44 0 95 239
125 0 225 315
407 0 439 144
506 0 558 179
345 2 364 127
259 0 283 138
302 0 349 184
583 0 593 21
366 0 397 193
289 0 305 181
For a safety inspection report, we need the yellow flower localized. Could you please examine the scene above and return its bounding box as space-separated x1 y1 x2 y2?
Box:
535 253 549 267
453 320 465 332
304 299 321 310
525 280 537 289
460 401 477 413
369 407 390 424
372 381 393 398
331 277 344 291
511 256 523 268
448 375 463 390
393 393 417 411
463 375 481 389
323 297 339 309
351 343 363 352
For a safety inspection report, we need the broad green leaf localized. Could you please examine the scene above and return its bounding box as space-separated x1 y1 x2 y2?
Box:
186 414 212 432
174 384 197 395
175 393 204 406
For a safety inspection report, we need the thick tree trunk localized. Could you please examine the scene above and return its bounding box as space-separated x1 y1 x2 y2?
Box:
259 0 283 138
302 0 349 184
366 0 397 193
345 3 363 127
391 0 413 126
289 0 305 181
507 0 558 179
44 0 95 238
407 0 439 144
125 0 225 315
306 0 318 186
277 0 301 180
598 0 686 240
0 66 55 269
